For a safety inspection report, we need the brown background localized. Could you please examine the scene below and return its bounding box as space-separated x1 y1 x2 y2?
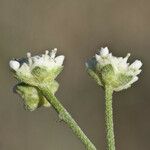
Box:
0 0 149 150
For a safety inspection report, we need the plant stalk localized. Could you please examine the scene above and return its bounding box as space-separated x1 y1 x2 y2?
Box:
105 85 115 150
38 84 97 150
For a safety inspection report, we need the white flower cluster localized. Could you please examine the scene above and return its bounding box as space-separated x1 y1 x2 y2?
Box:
9 48 64 111
9 48 65 76
87 47 142 91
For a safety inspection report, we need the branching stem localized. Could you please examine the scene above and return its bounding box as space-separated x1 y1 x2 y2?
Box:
38 84 97 150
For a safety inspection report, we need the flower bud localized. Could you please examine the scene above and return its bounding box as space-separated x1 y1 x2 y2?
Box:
15 80 59 111
15 83 50 111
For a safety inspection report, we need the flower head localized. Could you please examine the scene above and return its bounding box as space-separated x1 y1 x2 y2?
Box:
86 47 142 91
9 48 65 86
10 48 64 111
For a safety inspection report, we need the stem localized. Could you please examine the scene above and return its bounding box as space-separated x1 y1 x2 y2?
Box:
105 85 115 150
38 84 97 150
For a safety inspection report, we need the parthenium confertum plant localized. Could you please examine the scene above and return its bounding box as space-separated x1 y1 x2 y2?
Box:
86 47 142 150
9 49 96 150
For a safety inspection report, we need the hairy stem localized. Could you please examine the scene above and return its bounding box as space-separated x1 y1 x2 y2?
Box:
105 85 115 150
38 84 97 150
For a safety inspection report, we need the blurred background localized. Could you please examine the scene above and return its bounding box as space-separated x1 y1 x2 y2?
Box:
0 0 149 150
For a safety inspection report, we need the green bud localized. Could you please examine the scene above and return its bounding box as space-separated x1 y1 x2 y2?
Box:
15 83 51 111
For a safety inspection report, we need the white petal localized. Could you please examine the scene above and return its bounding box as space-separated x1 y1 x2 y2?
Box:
100 47 109 57
126 76 139 86
95 54 100 61
55 55 65 66
134 69 142 76
130 60 142 69
9 60 20 71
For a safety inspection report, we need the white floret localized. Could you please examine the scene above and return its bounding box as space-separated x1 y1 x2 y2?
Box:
100 47 109 57
9 60 20 71
55 55 65 66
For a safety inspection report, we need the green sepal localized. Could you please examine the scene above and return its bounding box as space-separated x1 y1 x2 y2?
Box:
101 64 133 91
86 68 102 86
45 80 59 95
86 57 102 86
31 66 49 81
113 74 133 91
31 66 63 82
101 64 115 86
